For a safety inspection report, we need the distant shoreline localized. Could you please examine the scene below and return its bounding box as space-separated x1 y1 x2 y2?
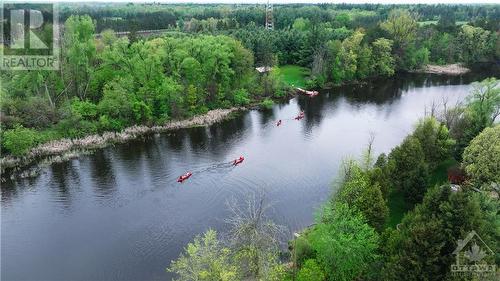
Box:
1 107 244 181
413 64 471 75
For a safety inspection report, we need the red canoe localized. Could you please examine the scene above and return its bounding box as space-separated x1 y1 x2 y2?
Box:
294 112 305 120
233 156 245 166
177 172 192 183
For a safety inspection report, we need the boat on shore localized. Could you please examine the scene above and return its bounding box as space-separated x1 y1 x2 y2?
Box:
296 87 319 97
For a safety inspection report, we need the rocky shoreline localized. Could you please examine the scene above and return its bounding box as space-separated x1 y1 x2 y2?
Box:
414 63 470 75
1 107 244 181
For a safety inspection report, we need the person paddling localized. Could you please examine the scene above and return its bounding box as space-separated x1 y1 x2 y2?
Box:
177 172 192 183
295 111 305 120
233 156 245 166
277 119 282 126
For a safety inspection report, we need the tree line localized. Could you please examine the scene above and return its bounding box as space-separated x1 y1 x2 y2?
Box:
1 15 283 156
1 4 498 158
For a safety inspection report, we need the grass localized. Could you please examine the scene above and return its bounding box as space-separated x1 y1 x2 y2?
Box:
385 157 458 229
278 65 311 88
429 157 458 187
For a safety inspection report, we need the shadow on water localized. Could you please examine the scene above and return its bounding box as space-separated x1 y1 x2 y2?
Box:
89 150 117 199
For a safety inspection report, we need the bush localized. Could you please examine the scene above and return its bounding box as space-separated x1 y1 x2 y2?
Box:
56 117 99 138
260 98 274 110
297 259 325 281
98 115 125 132
71 99 98 120
2 125 38 156
294 236 315 266
233 88 250 105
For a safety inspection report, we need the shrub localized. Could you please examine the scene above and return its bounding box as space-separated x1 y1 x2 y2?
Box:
297 259 325 281
56 117 98 138
98 115 125 131
233 88 250 106
71 99 98 120
2 125 38 156
294 236 315 267
260 98 274 110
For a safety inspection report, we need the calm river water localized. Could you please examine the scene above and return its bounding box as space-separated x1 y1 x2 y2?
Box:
2 68 499 281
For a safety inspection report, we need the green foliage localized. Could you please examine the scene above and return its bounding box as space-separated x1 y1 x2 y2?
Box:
297 259 325 281
308 203 379 281
371 38 395 76
2 125 38 156
294 236 315 267
97 78 135 130
292 18 311 31
260 98 275 110
412 117 455 169
451 78 500 159
381 9 418 69
462 125 500 189
334 161 388 231
167 229 240 281
71 99 98 120
64 15 97 100
401 46 430 70
233 89 250 106
56 116 98 138
458 24 493 64
381 185 494 281
388 136 430 206
465 78 500 132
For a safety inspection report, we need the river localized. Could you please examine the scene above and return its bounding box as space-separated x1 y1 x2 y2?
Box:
1 68 498 281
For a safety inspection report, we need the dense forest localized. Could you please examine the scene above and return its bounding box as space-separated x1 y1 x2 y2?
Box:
1 3 498 157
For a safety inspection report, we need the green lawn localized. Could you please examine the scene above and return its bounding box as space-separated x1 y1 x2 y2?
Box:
429 158 458 187
385 157 458 229
278 65 310 88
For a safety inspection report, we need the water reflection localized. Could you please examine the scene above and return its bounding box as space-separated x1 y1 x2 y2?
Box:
89 150 117 199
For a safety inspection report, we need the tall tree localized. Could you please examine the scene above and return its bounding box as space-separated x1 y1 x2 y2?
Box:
458 24 492 64
389 136 430 205
308 203 380 281
462 125 500 194
380 9 418 69
63 15 97 100
334 161 388 231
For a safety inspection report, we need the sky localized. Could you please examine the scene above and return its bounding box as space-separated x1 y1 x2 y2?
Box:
6 0 500 4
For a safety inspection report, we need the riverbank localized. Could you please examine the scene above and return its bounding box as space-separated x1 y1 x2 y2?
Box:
414 63 470 75
1 107 244 180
